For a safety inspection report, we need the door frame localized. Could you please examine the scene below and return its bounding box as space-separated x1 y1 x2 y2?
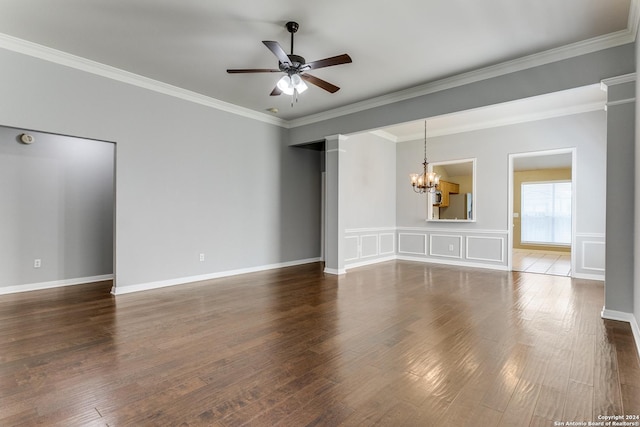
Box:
507 148 577 274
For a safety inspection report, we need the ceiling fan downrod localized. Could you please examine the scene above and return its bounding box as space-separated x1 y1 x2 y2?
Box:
286 21 299 55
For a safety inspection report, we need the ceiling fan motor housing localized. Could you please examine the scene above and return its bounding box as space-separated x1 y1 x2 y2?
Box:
281 54 306 73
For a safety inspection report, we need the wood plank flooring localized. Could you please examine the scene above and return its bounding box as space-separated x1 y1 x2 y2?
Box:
0 261 638 426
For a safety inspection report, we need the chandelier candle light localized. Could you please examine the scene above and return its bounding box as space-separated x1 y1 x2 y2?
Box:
409 121 440 193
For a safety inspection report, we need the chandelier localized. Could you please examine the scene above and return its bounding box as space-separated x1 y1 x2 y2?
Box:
409 121 440 193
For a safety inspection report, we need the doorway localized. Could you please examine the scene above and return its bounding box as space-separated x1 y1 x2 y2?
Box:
508 149 576 276
0 125 116 294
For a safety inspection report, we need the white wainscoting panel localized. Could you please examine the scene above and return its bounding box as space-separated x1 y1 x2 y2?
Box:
466 236 505 263
361 234 379 258
574 233 605 279
582 241 605 271
429 234 463 259
345 236 359 262
379 233 395 255
345 228 509 271
398 233 427 255
344 228 397 269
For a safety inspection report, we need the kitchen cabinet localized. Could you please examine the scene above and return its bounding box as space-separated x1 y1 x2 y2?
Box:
434 180 459 208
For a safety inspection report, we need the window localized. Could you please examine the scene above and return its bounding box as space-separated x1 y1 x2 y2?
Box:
521 181 571 245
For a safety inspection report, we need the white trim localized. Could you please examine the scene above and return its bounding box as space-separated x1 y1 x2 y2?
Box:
601 308 640 361
397 226 508 234
573 272 605 281
345 255 397 270
325 148 347 154
512 247 570 255
428 158 476 222
0 274 113 295
466 236 505 263
507 148 577 273
289 30 634 128
346 254 512 272
581 241 606 272
369 130 398 142
606 98 636 108
111 258 320 295
324 267 346 275
429 234 463 259
398 233 428 255
575 232 606 238
633 315 640 360
379 233 396 255
344 235 360 262
0 33 287 128
630 0 640 39
1 28 632 130
345 226 396 233
360 234 379 259
396 255 510 272
601 73 637 89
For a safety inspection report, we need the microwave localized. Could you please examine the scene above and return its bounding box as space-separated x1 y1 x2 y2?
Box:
433 191 442 205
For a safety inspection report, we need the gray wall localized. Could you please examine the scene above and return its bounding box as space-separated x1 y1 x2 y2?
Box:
633 33 640 328
398 113 606 232
289 42 633 313
343 133 396 229
0 48 321 292
289 44 634 146
341 132 397 267
605 79 636 314
0 127 114 288
395 112 606 274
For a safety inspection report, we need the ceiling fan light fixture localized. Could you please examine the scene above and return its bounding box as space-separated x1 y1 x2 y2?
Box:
277 75 294 95
291 74 308 93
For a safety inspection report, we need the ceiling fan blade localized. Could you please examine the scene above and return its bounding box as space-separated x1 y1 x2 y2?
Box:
227 68 281 73
270 86 282 96
301 73 340 93
263 41 292 66
304 54 352 70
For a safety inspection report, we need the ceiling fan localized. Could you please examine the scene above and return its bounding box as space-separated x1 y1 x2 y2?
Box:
227 21 352 97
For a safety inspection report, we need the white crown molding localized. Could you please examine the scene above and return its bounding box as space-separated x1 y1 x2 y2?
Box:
369 130 398 142
288 29 634 128
0 25 633 131
601 72 637 90
0 33 288 128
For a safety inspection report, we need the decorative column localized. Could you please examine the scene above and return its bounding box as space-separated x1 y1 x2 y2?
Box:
324 135 347 275
601 73 636 319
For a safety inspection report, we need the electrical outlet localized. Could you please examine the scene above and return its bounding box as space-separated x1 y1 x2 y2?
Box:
199 253 205 262
448 244 454 251
34 259 41 268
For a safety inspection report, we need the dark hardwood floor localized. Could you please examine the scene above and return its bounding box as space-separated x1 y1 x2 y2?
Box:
0 261 638 426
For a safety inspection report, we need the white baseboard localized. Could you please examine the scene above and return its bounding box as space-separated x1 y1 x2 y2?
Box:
396 255 510 271
111 257 322 295
572 272 605 281
342 254 510 272
323 267 346 275
345 255 397 270
601 308 640 361
0 274 114 295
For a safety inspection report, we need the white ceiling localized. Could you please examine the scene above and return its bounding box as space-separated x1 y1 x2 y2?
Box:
0 0 634 123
